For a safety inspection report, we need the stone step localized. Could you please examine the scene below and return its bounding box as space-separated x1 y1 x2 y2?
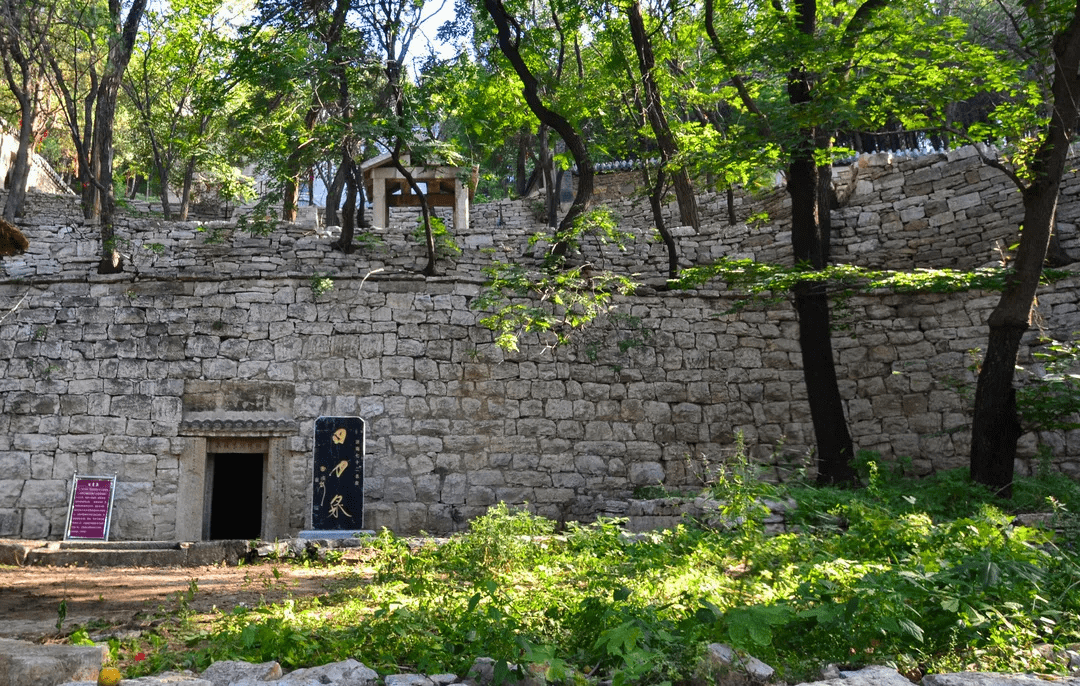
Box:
0 540 250 568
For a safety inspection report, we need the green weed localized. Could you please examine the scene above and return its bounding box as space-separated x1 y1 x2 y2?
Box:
117 473 1080 683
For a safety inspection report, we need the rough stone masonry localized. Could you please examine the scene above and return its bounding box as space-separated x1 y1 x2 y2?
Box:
2 144 1080 540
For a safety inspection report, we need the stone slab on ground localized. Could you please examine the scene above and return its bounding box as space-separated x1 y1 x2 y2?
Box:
0 540 250 567
0 637 105 686
59 674 212 686
200 660 283 686
924 674 1080 686
274 660 378 686
802 668 1080 686
37 655 1080 686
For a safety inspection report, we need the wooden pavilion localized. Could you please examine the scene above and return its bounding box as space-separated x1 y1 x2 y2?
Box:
360 153 475 232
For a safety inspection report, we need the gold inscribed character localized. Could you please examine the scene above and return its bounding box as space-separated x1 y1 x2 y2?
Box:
328 495 352 519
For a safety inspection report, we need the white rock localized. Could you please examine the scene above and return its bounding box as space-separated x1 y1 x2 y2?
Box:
922 673 1080 686
705 643 775 682
201 660 282 685
277 659 378 686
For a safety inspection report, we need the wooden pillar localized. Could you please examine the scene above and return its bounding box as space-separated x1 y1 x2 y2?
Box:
372 176 388 228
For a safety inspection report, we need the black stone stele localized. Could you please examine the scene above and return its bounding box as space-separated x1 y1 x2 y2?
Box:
311 416 365 530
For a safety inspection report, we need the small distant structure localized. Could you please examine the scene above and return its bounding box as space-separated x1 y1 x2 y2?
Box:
360 153 475 232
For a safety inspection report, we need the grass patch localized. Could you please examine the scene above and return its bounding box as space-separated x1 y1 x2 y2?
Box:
112 470 1080 683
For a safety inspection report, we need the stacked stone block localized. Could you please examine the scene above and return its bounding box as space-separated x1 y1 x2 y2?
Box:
1 145 1079 539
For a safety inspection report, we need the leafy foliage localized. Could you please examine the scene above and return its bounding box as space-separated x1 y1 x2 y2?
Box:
673 259 1072 314
1016 336 1080 431
110 472 1080 683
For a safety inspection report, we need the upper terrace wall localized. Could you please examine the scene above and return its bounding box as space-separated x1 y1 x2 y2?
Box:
2 145 1080 541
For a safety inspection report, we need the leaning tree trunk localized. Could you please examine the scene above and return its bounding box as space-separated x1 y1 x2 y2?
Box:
92 80 125 274
3 92 35 221
89 0 147 274
485 0 594 257
332 156 358 254
643 163 679 279
391 144 437 275
628 0 698 232
970 0 1080 497
325 161 345 227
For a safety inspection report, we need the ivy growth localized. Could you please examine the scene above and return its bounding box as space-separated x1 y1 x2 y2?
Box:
412 216 460 258
309 273 334 298
473 263 637 352
674 258 1070 313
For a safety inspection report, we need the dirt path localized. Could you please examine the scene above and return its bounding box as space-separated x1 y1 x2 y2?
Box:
0 562 355 640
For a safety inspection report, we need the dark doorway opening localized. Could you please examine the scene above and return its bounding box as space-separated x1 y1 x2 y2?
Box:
208 452 263 540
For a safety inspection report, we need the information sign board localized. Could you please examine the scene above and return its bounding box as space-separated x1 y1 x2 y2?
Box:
64 475 116 541
311 416 365 530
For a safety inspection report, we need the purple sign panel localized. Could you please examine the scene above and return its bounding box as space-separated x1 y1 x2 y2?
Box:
65 476 115 540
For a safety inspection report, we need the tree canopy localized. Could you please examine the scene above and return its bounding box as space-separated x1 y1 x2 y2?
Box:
0 0 1073 491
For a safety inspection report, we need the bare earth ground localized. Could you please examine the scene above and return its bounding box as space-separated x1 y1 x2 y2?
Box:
0 560 362 641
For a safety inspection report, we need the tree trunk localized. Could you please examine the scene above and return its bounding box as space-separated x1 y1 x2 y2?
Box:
325 161 345 227
154 153 172 220
392 147 437 275
788 149 858 485
970 325 1025 495
3 92 35 221
282 168 300 222
282 105 320 222
538 125 557 228
970 1 1080 497
179 154 196 220
79 163 96 221
1045 226 1072 266
356 177 367 229
93 79 124 274
727 185 737 225
515 129 529 197
85 0 147 273
484 0 594 256
644 164 678 279
332 156 357 254
627 0 698 232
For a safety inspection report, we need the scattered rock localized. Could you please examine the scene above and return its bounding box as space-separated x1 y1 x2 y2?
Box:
789 665 913 686
703 643 776 684
820 665 842 680
464 656 541 686
276 659 378 686
58 672 211 686
201 660 283 685
119 673 212 685
0 637 104 686
921 674 1080 686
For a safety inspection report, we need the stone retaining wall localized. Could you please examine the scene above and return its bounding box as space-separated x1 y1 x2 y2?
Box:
2 145 1080 540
